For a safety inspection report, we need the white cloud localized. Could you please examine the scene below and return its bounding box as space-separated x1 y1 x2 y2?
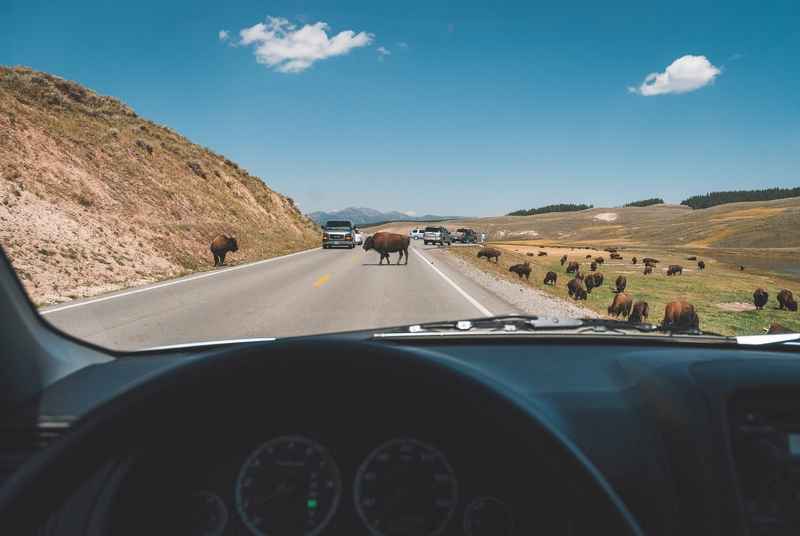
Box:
218 30 230 42
237 16 374 73
404 211 417 216
397 42 408 50
377 46 390 59
629 55 721 96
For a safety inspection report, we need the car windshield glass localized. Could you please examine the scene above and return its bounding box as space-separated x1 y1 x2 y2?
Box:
2 1 799 351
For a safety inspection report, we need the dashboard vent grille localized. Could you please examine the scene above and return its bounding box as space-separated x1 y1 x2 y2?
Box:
0 422 70 487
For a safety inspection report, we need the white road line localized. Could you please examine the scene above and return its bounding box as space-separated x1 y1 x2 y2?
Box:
411 248 493 317
40 248 319 315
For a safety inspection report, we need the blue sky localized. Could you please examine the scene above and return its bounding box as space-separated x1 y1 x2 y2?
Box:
2 0 798 217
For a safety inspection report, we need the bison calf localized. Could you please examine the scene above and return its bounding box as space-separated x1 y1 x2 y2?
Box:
210 235 238 266
607 293 632 318
777 290 797 311
509 262 531 280
543 271 558 285
629 300 649 323
753 288 769 310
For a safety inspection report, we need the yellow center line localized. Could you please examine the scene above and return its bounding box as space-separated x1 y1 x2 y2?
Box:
314 275 331 287
350 256 356 261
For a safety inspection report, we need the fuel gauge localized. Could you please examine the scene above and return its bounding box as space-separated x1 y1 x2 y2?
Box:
463 496 513 536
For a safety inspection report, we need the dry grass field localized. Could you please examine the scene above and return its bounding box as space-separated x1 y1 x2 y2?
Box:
0 65 320 305
445 243 800 336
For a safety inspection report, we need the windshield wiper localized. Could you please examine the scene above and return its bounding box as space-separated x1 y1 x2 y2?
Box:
373 314 721 338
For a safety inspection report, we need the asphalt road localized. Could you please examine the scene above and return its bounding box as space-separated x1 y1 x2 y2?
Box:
40 241 520 350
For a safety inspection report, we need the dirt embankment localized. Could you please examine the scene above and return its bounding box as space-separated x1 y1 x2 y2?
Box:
0 65 320 305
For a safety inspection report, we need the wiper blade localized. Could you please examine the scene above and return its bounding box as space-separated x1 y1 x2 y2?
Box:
374 315 722 338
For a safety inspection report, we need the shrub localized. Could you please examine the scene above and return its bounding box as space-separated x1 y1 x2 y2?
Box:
136 139 153 155
188 160 207 179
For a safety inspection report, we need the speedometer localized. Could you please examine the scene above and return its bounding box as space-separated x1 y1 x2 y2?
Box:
235 436 340 536
354 438 457 536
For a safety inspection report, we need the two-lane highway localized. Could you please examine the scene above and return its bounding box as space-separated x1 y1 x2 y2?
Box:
40 241 520 350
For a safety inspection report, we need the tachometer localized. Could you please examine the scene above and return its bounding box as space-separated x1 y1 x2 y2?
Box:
354 438 457 536
235 436 340 536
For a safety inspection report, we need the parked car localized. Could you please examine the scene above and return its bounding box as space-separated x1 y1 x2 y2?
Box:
452 228 477 243
354 228 363 245
423 226 452 245
322 220 355 249
409 228 425 240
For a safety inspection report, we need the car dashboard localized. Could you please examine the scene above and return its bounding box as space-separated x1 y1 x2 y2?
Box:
2 334 800 536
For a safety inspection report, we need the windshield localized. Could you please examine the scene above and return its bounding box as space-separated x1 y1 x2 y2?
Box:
1 1 799 351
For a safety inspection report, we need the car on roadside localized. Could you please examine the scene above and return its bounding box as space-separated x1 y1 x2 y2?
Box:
354 228 363 245
409 228 425 240
322 220 356 249
452 228 477 243
423 225 452 245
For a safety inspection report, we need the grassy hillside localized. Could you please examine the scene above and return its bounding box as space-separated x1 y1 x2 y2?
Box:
369 199 800 254
0 65 320 305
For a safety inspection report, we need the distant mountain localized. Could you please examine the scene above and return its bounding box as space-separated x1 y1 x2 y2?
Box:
306 206 471 226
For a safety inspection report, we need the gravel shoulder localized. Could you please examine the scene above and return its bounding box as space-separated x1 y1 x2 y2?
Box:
430 248 603 318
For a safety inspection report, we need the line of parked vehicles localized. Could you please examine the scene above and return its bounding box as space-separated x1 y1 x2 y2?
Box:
323 220 478 249
411 226 479 245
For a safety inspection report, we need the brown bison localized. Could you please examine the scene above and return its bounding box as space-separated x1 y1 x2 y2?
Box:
604 247 617 253
615 275 626 293
593 272 604 286
567 278 587 300
610 253 622 260
585 254 593 258
631 257 637 265
595 257 604 265
777 290 797 311
566 261 580 273
527 252 534 256
363 232 410 265
210 235 238 266
629 300 649 323
662 300 699 328
590 261 597 271
740 265 745 271
607 293 632 318
697 261 705 270
509 262 531 280
767 322 796 334
585 273 597 293
575 269 584 280
538 251 547 256
753 288 769 310
642 257 659 264
543 271 558 285
645 261 656 268
666 264 683 276
643 266 652 275
686 256 696 261
560 254 568 266
478 247 501 263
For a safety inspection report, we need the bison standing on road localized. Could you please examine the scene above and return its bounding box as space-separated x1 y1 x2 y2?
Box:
566 261 580 274
615 275 627 293
363 232 410 265
560 254 568 266
629 301 649 323
210 235 238 266
477 247 501 263
662 300 699 329
697 261 705 270
777 290 798 311
753 288 769 310
509 262 531 280
567 278 587 300
607 293 632 318
667 264 683 276
544 271 558 285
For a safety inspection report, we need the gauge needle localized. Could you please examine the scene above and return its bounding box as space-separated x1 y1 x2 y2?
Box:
249 483 299 510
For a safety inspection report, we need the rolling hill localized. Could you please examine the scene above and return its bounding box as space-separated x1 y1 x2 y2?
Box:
307 206 470 226
0 65 320 305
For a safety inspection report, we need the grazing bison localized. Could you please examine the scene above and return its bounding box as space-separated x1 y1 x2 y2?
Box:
686 256 697 261
543 271 558 285
767 322 796 334
607 293 632 318
615 275 626 293
575 269 584 280
363 232 410 265
642 257 659 264
667 264 683 276
585 273 597 293
645 262 657 269
643 266 652 275
593 272 604 286
560 255 568 266
740 265 745 271
753 288 769 310
478 247 501 263
629 301 649 323
567 278 587 300
610 253 622 260
777 290 797 311
595 257 604 265
632 257 637 265
662 300 699 329
210 235 238 266
590 261 597 271
604 247 617 253
697 261 705 270
585 254 593 258
527 252 534 257
538 251 547 256
509 262 531 280
566 261 580 273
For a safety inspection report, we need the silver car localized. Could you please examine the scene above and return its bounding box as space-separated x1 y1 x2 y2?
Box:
423 226 452 245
